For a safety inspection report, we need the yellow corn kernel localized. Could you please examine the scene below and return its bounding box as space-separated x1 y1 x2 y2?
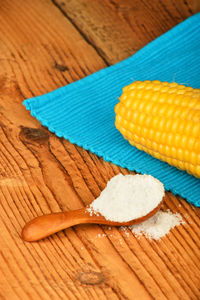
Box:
115 80 200 178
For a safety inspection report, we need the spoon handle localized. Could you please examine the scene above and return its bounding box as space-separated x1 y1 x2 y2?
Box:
22 201 163 242
21 208 88 242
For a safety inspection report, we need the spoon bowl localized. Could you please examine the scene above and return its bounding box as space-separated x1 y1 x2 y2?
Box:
22 200 163 242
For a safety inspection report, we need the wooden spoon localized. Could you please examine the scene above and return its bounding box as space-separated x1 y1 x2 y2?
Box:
21 201 163 242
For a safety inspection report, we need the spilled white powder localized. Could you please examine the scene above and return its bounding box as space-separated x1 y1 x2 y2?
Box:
93 209 184 240
89 174 164 222
130 210 184 240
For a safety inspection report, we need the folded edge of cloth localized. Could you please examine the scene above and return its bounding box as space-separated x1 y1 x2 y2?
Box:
23 13 200 206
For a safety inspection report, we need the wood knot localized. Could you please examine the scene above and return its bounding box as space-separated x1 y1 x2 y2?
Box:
20 127 49 143
54 62 69 72
77 271 105 285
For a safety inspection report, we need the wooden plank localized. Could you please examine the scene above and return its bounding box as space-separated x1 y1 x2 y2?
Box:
0 0 199 299
53 0 199 64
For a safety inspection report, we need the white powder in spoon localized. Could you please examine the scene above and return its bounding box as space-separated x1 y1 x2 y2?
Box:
89 173 165 222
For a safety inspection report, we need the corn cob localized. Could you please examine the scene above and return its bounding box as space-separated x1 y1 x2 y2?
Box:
115 80 200 178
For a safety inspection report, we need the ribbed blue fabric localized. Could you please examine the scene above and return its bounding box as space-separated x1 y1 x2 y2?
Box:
24 13 200 207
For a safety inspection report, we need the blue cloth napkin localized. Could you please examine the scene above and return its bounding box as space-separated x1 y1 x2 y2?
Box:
24 13 200 207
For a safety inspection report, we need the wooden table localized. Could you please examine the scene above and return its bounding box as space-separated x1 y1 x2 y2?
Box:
0 1 200 299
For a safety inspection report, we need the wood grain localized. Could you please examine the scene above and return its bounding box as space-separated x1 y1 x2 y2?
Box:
0 0 200 299
53 0 199 64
